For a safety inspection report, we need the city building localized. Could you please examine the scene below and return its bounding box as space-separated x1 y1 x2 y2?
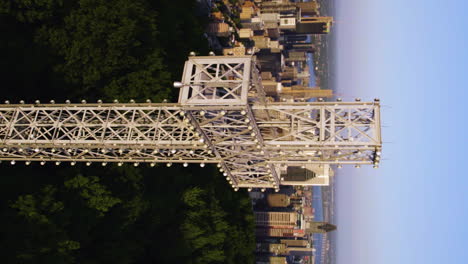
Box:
256 227 305 238
284 43 316 53
303 206 314 220
255 256 288 264
269 256 288 264
296 2 319 16
202 2 337 263
280 164 334 186
284 34 307 42
256 243 288 254
279 86 333 99
256 50 284 73
267 194 291 207
240 28 254 39
296 16 333 34
223 44 247 56
305 222 337 234
255 211 298 227
280 239 309 247
207 22 231 37
287 247 315 256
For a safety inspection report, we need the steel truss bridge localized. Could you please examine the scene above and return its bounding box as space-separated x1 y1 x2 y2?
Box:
0 56 381 190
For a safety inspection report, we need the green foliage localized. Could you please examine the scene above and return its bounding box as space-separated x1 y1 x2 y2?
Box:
64 174 121 213
0 0 254 263
11 185 64 224
3 0 173 101
37 0 172 101
0 0 65 23
181 187 228 263
57 240 80 253
6 184 79 263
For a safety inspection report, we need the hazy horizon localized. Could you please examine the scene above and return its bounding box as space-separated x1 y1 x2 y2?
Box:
332 0 468 263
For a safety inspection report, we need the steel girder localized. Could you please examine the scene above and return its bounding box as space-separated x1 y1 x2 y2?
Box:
0 55 382 189
0 101 381 189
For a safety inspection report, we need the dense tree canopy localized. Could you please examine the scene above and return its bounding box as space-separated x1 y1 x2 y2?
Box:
0 1 254 263
0 0 209 101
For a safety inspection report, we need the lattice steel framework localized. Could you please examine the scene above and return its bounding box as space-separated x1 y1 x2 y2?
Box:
0 56 382 190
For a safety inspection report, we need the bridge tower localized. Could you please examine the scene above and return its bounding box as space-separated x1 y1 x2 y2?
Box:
0 55 382 191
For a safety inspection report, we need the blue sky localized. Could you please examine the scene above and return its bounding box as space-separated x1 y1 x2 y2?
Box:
333 0 468 263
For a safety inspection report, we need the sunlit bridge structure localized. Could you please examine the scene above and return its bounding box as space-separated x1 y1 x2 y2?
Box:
0 55 381 190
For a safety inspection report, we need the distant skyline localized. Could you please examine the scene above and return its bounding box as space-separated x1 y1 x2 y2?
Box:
333 0 468 263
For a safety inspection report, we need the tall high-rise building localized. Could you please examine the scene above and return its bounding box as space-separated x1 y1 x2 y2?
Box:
287 247 315 256
256 243 288 254
287 51 306 59
284 43 316 53
296 16 333 34
254 256 288 264
280 239 309 247
296 2 319 16
260 1 319 16
305 222 337 234
256 227 305 238
256 240 313 257
284 34 308 43
285 51 307 63
279 87 333 98
280 66 298 80
282 166 317 182
255 211 298 227
267 194 291 207
260 2 298 14
256 50 283 73
280 164 334 185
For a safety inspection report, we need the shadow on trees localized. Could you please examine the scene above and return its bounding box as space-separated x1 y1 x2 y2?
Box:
0 1 254 263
